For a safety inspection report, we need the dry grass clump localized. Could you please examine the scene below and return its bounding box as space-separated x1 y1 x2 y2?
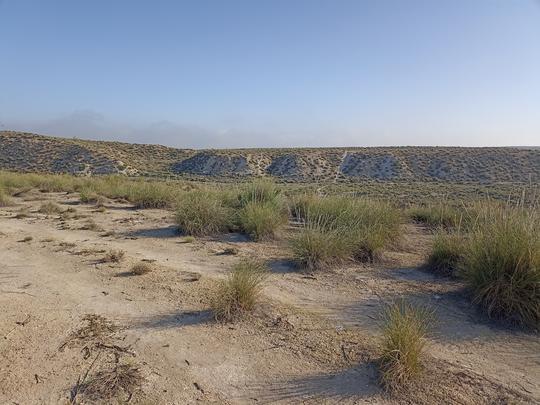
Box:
379 301 432 392
211 259 267 321
62 314 118 349
103 249 125 263
94 195 107 208
38 201 63 215
19 236 33 242
0 186 12 207
427 231 465 277
175 190 234 236
79 187 100 204
220 246 239 255
76 363 142 403
461 205 540 328
81 219 103 231
291 196 401 269
130 261 152 275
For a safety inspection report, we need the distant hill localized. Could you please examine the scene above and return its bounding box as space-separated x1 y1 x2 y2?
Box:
1 131 539 183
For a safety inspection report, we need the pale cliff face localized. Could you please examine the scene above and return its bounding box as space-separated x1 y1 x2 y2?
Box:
1 131 539 183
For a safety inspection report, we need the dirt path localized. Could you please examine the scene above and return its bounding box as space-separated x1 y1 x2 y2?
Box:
1 192 538 404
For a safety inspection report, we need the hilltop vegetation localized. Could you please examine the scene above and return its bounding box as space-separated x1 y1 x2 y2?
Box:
1 131 539 183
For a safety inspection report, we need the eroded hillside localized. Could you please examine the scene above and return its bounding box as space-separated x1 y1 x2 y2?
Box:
1 131 539 183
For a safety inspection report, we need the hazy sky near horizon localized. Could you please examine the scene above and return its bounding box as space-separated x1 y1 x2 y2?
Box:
1 0 539 148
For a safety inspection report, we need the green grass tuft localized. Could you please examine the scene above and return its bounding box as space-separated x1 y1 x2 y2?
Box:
238 178 283 207
379 301 432 392
290 196 401 269
461 205 540 328
175 190 234 236
126 181 176 209
290 222 353 270
211 259 267 321
238 200 287 241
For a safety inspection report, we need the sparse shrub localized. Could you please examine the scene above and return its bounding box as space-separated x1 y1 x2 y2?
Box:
379 301 432 392
175 190 234 236
238 201 287 241
131 262 152 275
103 249 125 263
20 236 33 242
211 259 267 321
427 231 465 276
38 201 62 215
181 236 195 243
461 206 540 327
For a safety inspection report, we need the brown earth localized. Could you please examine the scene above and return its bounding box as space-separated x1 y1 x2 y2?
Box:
0 190 538 404
1 131 539 183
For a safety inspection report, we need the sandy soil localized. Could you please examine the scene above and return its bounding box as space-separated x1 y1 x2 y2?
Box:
1 191 538 404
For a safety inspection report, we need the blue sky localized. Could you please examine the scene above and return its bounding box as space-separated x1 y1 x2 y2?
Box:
1 0 539 148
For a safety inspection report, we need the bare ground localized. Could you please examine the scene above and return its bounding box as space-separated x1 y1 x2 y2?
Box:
1 191 539 404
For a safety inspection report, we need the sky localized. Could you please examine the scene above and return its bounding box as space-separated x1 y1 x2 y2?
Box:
0 0 539 148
